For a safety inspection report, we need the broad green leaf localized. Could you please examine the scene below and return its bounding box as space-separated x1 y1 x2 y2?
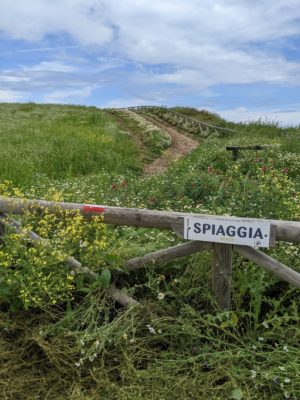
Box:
230 388 243 400
99 268 111 288
231 312 239 326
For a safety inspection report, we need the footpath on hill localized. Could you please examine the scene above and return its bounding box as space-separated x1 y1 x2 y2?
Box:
142 114 198 174
124 111 199 175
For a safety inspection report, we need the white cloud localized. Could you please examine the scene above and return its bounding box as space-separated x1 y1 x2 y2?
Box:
218 106 300 127
1 1 300 51
0 89 25 101
0 75 30 82
0 0 113 45
23 61 78 73
1 0 299 88
43 86 94 103
0 45 82 56
137 49 300 89
104 97 161 109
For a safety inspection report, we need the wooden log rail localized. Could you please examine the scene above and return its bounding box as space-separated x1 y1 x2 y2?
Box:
1 196 300 244
123 105 237 134
1 196 300 310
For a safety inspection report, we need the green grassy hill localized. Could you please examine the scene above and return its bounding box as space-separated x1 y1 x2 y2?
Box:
0 103 144 186
0 103 300 399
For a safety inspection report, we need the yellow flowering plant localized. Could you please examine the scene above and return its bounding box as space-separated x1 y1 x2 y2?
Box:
0 182 111 311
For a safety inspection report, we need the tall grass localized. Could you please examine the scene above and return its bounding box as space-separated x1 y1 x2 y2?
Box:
0 103 141 186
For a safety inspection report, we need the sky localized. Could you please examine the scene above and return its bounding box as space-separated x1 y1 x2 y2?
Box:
0 0 300 126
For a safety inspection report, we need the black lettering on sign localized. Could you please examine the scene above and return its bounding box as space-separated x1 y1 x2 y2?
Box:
237 226 247 238
253 228 263 239
190 220 267 243
203 223 211 233
226 226 235 237
194 223 201 233
216 225 225 235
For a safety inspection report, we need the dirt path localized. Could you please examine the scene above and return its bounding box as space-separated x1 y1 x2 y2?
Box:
141 114 198 175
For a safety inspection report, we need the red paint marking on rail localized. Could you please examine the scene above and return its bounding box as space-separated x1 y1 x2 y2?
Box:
82 205 105 214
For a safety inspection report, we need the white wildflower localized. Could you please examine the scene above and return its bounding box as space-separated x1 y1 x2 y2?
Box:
122 333 128 340
284 378 291 384
146 324 156 334
262 321 269 329
283 345 289 352
157 292 165 300
129 338 135 344
250 370 257 379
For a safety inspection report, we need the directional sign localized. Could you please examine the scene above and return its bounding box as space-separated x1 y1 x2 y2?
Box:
184 217 275 248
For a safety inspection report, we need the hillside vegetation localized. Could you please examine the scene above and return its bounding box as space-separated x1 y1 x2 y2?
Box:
0 103 300 400
0 103 142 186
171 106 227 125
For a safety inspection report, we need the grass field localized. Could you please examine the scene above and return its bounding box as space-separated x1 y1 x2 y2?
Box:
0 103 300 399
0 103 142 186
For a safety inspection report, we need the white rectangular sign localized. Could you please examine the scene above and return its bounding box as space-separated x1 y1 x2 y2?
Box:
184 217 272 248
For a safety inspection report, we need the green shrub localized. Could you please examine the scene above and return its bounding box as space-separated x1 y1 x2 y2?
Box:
281 136 300 154
143 125 172 153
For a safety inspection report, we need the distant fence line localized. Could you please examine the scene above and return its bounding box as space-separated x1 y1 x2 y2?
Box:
117 105 237 136
1 196 300 310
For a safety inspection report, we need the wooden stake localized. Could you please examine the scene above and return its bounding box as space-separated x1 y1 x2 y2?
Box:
124 241 211 272
212 243 232 309
0 221 4 236
234 245 300 288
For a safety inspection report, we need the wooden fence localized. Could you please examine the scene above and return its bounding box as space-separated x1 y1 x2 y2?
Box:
120 105 237 137
1 196 300 310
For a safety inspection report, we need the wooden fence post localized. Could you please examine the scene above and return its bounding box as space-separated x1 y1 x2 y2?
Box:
212 243 232 309
0 213 5 237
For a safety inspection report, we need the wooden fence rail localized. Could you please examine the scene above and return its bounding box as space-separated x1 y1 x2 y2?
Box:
0 196 300 309
121 105 237 135
1 196 300 243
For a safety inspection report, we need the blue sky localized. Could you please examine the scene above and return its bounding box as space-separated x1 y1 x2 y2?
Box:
0 0 300 126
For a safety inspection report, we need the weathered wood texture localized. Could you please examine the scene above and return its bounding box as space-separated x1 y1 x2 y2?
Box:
234 245 300 289
124 241 212 272
0 214 138 307
1 196 300 244
212 244 233 309
0 221 4 236
108 286 138 307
